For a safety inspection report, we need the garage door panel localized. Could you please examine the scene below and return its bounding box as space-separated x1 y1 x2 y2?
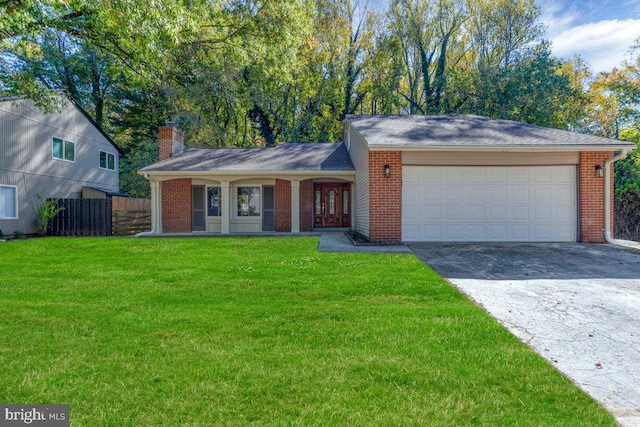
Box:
533 225 552 240
488 186 508 203
489 206 507 220
509 168 530 182
510 206 529 221
556 186 574 200
441 168 463 183
404 168 421 183
464 168 486 182
402 165 576 242
423 206 441 220
465 187 486 203
423 187 441 202
510 225 530 240
467 225 485 240
403 204 420 221
441 186 463 203
467 206 485 221
488 225 507 240
511 186 530 203
444 225 464 240
422 225 442 240
445 205 464 220
555 206 574 222
533 168 553 183
487 168 508 183
533 206 552 221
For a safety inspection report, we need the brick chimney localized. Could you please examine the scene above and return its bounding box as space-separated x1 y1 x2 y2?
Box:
159 122 184 160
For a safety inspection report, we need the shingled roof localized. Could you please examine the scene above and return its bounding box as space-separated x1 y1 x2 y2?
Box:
346 114 636 150
140 142 354 173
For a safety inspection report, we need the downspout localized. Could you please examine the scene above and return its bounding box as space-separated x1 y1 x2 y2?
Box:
604 149 639 248
135 174 158 237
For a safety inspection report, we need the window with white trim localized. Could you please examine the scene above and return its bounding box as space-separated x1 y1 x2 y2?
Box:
207 187 221 217
0 185 18 219
100 151 116 171
52 137 75 162
237 187 260 217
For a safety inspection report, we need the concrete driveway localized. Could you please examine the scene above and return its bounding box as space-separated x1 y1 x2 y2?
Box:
409 243 640 427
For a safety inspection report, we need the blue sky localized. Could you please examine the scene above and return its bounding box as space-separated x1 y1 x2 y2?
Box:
368 0 640 73
538 0 640 72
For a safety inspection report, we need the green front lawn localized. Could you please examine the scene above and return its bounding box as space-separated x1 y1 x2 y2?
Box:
0 237 614 426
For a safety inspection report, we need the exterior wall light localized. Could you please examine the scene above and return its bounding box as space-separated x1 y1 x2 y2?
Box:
595 165 603 178
384 164 390 178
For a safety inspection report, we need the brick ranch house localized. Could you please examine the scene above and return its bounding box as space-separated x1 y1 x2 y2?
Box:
138 115 635 243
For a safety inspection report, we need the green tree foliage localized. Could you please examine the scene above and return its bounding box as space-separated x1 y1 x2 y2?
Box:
2 0 638 206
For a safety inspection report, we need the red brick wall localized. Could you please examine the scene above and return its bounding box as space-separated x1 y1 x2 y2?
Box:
275 179 291 232
300 179 313 232
161 179 192 232
369 151 402 242
159 125 184 160
579 151 613 243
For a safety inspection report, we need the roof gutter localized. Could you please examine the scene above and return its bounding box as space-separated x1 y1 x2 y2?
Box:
604 149 640 248
137 170 355 179
367 144 637 152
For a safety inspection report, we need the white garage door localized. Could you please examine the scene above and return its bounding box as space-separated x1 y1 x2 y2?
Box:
402 166 577 242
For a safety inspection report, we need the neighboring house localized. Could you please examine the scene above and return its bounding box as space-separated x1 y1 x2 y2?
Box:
0 96 122 235
139 115 635 243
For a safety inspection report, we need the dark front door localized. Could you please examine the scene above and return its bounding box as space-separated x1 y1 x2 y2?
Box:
192 185 205 231
313 183 351 228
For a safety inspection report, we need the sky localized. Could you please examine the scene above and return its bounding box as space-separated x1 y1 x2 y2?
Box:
538 0 640 72
368 0 640 73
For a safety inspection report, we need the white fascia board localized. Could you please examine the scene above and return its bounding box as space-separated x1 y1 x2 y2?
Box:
139 170 355 181
366 144 636 152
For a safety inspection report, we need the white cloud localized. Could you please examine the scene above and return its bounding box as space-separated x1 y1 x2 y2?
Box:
537 0 579 37
550 19 640 72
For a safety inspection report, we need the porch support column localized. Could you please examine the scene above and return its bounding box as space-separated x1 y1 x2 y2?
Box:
291 180 300 233
221 181 230 234
150 180 162 234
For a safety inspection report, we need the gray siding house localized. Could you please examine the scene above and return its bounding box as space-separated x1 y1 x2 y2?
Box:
0 96 122 235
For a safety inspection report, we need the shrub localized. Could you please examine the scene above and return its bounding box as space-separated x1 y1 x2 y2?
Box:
34 193 64 237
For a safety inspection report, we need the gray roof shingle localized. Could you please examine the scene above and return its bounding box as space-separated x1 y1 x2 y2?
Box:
140 142 354 173
346 114 636 149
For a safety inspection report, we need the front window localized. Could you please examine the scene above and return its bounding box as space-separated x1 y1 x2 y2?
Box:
100 151 116 171
237 187 260 216
0 185 18 219
207 187 221 217
53 137 75 162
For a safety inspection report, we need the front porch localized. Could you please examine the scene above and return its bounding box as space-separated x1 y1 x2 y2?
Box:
146 176 354 235
139 124 356 236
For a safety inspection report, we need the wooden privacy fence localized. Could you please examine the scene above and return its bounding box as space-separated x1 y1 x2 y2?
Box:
51 198 112 236
50 196 151 237
112 196 151 236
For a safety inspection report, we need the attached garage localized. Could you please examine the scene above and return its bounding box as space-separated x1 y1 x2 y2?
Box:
402 165 577 242
346 114 636 243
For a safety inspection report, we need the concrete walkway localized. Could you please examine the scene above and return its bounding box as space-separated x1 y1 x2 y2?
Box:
410 243 640 427
318 232 411 253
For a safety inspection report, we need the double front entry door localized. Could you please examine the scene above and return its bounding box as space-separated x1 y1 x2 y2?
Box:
313 183 351 228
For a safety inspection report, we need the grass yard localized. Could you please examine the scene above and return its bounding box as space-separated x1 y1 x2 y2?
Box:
0 237 614 426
